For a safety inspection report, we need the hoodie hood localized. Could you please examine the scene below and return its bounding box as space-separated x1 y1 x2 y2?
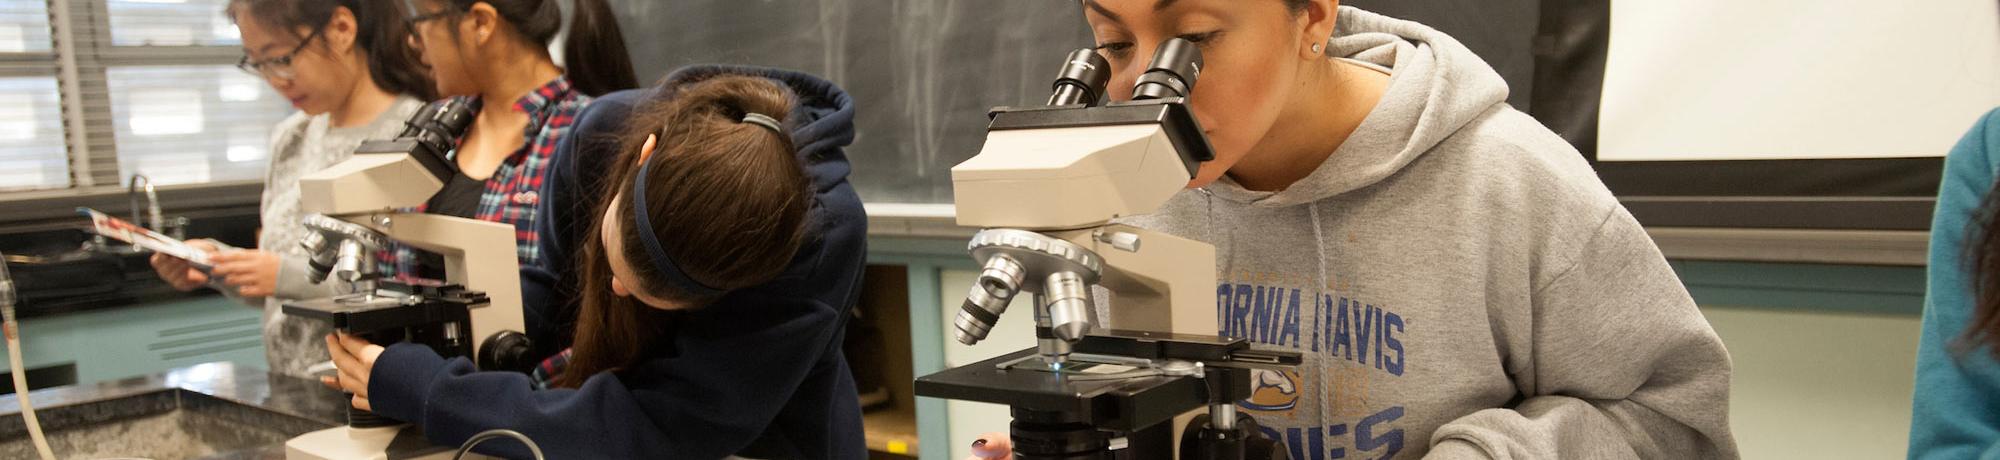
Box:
510 65 870 459
1208 6 1511 207
652 64 865 291
657 64 859 194
518 64 865 357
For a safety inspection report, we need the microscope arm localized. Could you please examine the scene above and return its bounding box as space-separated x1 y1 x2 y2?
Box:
1050 224 1217 336
354 213 526 362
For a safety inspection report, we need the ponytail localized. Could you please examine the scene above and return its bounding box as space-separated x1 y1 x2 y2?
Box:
559 0 637 97
452 0 637 97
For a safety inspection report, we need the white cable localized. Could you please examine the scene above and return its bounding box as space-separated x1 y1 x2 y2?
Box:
0 257 55 460
454 429 544 460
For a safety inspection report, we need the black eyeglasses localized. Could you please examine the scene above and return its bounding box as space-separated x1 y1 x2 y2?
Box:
405 9 455 29
236 27 324 81
402 0 462 45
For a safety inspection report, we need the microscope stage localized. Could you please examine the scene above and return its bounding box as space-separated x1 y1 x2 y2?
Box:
281 284 484 333
914 348 1208 431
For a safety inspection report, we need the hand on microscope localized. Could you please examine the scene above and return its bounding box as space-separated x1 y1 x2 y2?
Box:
148 239 220 291
320 332 386 411
208 250 281 298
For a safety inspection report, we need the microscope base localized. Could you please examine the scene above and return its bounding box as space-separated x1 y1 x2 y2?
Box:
284 425 487 460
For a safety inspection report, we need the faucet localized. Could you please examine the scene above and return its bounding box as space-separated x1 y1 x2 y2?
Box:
1 251 14 313
127 175 162 233
124 174 187 241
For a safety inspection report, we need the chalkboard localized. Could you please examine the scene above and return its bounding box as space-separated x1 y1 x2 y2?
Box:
607 0 1095 204
606 1 1549 205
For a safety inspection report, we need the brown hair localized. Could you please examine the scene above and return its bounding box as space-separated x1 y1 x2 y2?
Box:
227 0 437 100
433 0 637 97
553 75 815 387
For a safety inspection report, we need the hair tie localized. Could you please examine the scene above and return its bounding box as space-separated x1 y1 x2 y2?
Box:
741 113 783 134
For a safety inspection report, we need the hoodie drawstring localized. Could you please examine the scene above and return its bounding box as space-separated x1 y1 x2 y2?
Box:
1308 202 1332 436
1201 188 1233 332
1209 188 1334 434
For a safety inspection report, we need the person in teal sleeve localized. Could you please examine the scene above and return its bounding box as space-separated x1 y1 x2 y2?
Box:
1911 107 2000 459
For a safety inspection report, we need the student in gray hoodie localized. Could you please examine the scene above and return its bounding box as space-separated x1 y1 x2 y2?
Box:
971 1 1737 459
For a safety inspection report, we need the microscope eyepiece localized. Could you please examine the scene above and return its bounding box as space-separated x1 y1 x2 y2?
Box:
378 99 480 182
398 103 443 138
1131 37 1203 101
403 99 476 158
1048 49 1112 107
429 99 476 137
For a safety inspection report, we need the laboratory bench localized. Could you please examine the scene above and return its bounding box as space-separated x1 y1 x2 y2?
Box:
0 362 344 459
0 200 1935 459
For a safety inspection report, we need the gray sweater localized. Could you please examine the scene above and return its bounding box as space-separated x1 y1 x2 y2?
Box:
230 96 423 378
1113 7 1737 459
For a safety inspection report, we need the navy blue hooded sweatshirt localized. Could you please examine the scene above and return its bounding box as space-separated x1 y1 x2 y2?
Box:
368 65 868 460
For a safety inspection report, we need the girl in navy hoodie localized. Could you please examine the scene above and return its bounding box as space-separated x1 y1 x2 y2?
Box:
321 67 869 459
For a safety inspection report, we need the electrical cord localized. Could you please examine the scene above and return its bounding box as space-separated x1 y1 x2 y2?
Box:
454 429 545 460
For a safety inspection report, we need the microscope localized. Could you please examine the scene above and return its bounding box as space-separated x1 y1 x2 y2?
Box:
914 39 1301 460
278 101 534 460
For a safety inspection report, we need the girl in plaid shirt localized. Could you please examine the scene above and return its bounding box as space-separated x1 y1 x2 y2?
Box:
381 0 638 280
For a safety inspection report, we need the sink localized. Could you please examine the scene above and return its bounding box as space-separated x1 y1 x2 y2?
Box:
0 389 330 459
0 212 267 317
0 363 347 460
2 227 130 300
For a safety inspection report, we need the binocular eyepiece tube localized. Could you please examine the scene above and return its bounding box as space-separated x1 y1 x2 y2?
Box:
1048 49 1112 107
1132 37 1204 101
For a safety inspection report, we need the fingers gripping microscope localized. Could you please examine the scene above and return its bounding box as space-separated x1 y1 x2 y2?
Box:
915 39 1302 460
279 101 535 460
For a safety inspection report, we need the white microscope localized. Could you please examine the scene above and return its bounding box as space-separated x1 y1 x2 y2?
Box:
915 39 1301 460
278 100 533 460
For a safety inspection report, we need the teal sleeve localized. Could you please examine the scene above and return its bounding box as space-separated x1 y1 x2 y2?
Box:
1910 107 2000 460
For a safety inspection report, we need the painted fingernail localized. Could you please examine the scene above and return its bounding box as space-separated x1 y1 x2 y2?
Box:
972 439 986 448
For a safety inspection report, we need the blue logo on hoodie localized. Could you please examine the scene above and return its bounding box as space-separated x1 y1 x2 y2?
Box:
1218 280 1408 459
1217 283 1406 377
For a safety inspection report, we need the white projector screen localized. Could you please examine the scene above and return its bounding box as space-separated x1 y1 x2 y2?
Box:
1599 0 2000 162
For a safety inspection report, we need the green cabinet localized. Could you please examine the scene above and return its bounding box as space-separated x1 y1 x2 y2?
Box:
2 295 267 386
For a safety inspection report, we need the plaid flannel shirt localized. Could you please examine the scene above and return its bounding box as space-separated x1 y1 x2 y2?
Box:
379 77 590 280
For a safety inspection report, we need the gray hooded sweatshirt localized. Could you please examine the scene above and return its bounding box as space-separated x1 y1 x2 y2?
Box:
1113 7 1737 459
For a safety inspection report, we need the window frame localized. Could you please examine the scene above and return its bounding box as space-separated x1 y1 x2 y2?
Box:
0 0 269 231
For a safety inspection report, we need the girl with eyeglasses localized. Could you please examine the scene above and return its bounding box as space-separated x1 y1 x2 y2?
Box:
148 0 436 379
372 0 636 285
